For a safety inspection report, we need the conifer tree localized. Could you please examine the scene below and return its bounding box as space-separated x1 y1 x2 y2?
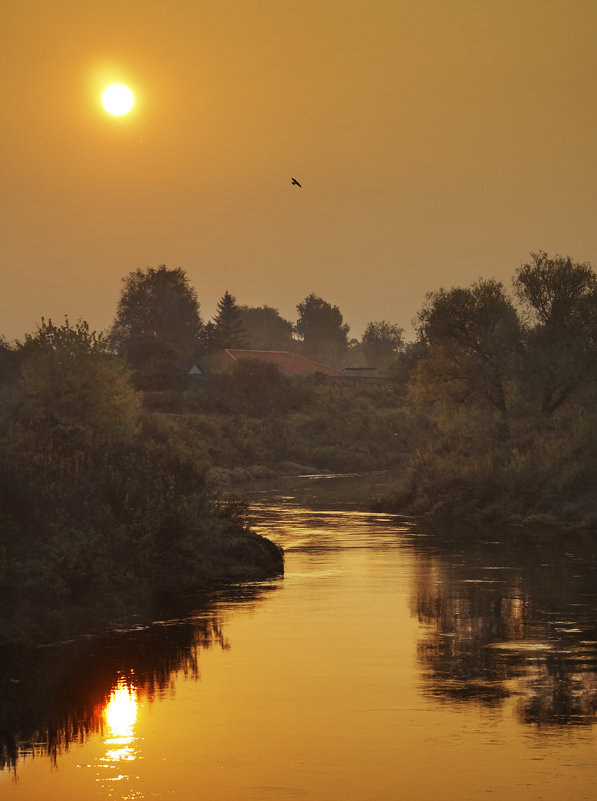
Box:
211 291 248 350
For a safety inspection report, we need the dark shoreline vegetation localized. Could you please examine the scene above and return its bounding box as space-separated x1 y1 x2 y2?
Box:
0 588 274 771
1 250 597 644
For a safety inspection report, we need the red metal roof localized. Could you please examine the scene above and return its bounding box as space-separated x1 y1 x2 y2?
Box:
199 349 342 377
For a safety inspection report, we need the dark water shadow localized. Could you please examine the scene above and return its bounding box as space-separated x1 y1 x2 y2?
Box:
404 521 597 728
0 582 278 772
230 470 396 514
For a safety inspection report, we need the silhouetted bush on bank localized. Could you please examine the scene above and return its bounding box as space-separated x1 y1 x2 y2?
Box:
379 253 597 529
0 320 283 645
382 396 597 529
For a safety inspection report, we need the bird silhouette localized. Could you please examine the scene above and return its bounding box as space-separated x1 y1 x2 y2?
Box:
291 177 302 188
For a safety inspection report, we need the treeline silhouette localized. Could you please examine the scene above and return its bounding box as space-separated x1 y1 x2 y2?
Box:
107 266 405 383
385 251 597 528
1 250 596 642
102 252 597 527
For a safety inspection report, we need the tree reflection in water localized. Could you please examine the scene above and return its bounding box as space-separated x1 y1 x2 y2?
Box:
407 522 597 727
0 583 274 772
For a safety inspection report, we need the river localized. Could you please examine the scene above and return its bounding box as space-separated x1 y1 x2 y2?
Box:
1 473 597 800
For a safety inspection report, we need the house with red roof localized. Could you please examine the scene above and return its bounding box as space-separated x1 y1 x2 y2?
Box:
198 349 343 377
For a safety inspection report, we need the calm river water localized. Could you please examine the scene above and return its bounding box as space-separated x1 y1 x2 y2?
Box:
2 473 597 800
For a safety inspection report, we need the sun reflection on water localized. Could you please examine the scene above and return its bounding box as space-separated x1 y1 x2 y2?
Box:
104 678 138 761
96 674 143 798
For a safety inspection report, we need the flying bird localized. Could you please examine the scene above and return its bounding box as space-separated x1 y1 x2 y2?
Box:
291 177 302 188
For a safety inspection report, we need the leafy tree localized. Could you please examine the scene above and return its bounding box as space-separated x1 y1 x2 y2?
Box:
412 279 522 419
513 251 597 415
385 340 427 396
514 251 597 331
361 321 404 367
237 305 294 351
0 337 17 385
0 316 283 639
295 293 349 366
209 291 248 351
14 317 140 446
110 265 203 363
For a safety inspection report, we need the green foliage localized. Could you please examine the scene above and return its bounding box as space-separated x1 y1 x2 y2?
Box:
513 251 597 415
14 317 140 446
514 250 597 331
386 409 597 528
295 293 350 366
111 265 203 362
383 252 597 527
237 305 295 350
362 320 404 367
6 247 597 643
412 279 522 418
183 369 420 476
198 358 307 417
207 290 248 350
0 318 283 644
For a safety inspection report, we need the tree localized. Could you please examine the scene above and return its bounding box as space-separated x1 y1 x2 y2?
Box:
14 317 140 447
514 251 597 331
513 251 597 415
361 321 404 367
0 337 17 385
412 279 522 418
208 291 248 351
237 305 295 351
295 293 349 366
110 265 203 363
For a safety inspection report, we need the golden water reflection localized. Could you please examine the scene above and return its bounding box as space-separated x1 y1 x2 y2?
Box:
96 674 141 796
3 473 597 801
103 676 139 761
408 524 597 726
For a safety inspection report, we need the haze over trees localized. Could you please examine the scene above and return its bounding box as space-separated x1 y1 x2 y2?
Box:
206 290 248 351
109 266 409 372
361 321 405 367
411 278 522 419
2 249 597 647
295 293 350 365
513 251 597 416
111 265 203 364
389 251 597 525
237 305 295 351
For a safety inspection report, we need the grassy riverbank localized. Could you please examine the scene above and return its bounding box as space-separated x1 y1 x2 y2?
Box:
144 361 426 481
380 409 597 530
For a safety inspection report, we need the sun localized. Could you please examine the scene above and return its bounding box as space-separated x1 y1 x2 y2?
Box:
102 84 134 116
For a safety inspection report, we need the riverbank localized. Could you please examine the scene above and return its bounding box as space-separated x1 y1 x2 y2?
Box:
0 522 283 647
378 417 597 532
0 327 417 647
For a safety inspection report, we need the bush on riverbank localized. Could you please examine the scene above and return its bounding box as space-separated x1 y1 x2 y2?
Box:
0 320 283 645
182 364 426 477
385 411 597 528
381 253 597 529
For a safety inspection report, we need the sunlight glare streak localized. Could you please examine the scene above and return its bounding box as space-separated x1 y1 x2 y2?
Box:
103 678 139 762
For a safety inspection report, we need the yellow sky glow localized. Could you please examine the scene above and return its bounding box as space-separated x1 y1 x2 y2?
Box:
1 0 597 341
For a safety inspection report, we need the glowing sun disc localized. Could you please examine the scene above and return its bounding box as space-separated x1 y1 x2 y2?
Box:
102 84 134 115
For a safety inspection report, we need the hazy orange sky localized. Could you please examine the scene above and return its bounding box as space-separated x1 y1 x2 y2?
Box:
2 0 596 341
